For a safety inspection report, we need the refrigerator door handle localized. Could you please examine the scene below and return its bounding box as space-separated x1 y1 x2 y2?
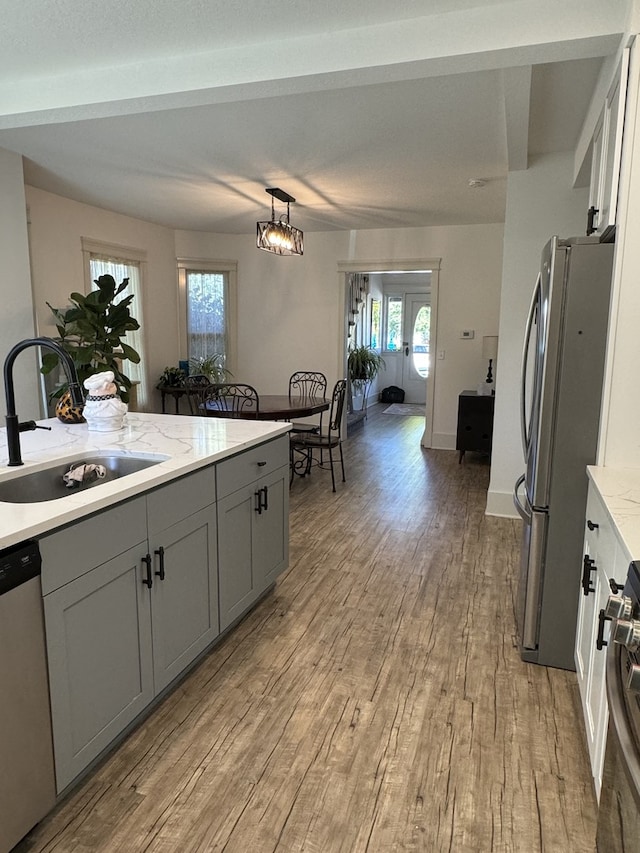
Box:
513 473 531 521
520 273 541 459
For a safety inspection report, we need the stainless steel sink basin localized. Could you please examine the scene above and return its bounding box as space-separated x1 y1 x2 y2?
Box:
0 454 167 503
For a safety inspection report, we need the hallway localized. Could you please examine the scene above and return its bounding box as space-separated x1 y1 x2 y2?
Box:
19 408 596 852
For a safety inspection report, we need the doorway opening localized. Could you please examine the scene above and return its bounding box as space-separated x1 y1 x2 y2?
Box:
338 258 441 448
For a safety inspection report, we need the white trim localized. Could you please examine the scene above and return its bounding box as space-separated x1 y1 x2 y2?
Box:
336 257 441 448
485 489 519 519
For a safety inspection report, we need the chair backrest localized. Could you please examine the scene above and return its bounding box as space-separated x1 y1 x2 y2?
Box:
204 383 260 418
328 379 347 435
289 371 327 400
184 373 212 414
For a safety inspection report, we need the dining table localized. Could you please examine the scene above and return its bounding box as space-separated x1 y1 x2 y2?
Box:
203 394 330 421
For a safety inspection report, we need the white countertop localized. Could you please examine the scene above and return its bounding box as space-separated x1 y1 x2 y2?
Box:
0 413 290 550
587 465 640 563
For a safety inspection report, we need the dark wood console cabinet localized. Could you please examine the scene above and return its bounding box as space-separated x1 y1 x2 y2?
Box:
456 390 495 462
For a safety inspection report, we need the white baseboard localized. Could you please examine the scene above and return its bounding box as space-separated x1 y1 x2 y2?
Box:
486 489 519 519
428 432 456 450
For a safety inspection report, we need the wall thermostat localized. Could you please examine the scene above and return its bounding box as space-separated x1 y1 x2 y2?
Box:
460 330 475 339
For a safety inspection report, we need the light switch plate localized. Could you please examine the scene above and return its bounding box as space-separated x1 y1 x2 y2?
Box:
460 330 475 339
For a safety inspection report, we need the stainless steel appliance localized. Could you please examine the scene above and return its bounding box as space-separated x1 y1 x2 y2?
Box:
596 560 640 851
513 236 614 669
0 540 56 853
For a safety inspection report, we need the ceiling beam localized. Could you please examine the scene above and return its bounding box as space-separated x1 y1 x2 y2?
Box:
502 66 532 172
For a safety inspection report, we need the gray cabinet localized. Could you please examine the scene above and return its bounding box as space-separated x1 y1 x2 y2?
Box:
38 436 288 794
217 437 289 631
41 467 217 792
148 506 218 694
43 540 153 791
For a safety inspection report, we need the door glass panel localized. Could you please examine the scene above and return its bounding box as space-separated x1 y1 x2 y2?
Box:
385 296 403 351
412 306 430 377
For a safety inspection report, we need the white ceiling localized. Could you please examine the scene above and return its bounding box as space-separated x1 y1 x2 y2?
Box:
0 1 628 235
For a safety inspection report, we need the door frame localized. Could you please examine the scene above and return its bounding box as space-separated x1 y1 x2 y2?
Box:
337 258 441 448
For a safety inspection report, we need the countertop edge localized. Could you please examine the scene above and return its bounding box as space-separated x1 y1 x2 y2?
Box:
0 413 291 550
587 465 640 563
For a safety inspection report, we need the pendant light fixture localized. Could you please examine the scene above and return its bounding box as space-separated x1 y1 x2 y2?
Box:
256 187 304 256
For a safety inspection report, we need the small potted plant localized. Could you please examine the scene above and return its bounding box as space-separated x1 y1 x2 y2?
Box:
157 366 187 388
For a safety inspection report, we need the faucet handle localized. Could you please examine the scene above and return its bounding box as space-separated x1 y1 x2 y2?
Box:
18 420 52 433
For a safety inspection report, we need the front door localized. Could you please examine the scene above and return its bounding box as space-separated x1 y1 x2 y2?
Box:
400 294 430 404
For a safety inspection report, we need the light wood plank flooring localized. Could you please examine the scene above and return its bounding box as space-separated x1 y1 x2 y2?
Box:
19 406 597 852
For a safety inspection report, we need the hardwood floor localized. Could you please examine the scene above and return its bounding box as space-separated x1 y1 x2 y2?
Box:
19 407 597 852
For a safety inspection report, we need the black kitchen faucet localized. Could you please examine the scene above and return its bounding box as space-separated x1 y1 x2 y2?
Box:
3 337 84 466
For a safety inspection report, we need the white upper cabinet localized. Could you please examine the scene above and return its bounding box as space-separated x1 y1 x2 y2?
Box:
588 48 630 241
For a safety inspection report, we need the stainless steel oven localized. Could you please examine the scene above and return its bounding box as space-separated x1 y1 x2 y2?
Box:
597 561 640 851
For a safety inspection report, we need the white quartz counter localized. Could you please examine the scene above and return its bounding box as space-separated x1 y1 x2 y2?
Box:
587 465 640 563
0 412 290 550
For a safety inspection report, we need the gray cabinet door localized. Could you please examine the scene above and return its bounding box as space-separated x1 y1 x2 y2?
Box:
254 465 289 591
43 543 153 792
150 506 219 693
217 482 258 631
217 463 289 632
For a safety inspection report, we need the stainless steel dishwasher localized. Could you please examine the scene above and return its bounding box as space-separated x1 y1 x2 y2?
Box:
0 540 56 853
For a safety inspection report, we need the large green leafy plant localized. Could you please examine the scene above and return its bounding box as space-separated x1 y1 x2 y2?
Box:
347 345 385 390
41 274 140 403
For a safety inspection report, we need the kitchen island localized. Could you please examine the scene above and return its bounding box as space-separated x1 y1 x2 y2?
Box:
0 412 291 801
0 412 290 548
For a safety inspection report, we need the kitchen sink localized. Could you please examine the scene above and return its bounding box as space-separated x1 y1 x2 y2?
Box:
0 453 167 503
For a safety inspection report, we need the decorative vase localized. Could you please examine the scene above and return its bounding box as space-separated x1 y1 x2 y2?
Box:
55 390 85 424
82 371 128 432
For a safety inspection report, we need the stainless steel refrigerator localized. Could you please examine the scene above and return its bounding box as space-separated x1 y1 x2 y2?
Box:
513 235 614 670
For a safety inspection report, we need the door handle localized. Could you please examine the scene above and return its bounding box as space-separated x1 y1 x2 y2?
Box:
404 345 410 356
142 553 153 588
596 608 611 651
154 546 165 580
582 554 596 596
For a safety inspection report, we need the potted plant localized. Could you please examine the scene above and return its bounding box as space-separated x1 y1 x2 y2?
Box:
347 345 386 415
41 274 140 405
157 366 187 388
348 345 385 389
188 353 232 384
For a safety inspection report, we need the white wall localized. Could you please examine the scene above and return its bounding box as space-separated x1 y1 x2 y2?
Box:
26 186 179 412
176 222 504 446
6 183 504 438
487 152 590 517
0 149 39 422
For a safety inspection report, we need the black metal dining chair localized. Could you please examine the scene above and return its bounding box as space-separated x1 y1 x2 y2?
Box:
203 383 260 418
290 378 346 492
184 373 212 414
288 371 327 436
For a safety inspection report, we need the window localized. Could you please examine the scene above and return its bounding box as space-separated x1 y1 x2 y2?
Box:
82 238 148 410
370 299 381 350
177 259 237 372
384 295 403 351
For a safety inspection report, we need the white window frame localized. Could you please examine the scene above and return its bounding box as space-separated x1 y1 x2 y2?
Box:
176 258 238 375
81 237 149 409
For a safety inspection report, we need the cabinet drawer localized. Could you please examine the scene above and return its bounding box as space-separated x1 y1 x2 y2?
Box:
216 436 289 499
147 466 216 536
40 497 147 594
